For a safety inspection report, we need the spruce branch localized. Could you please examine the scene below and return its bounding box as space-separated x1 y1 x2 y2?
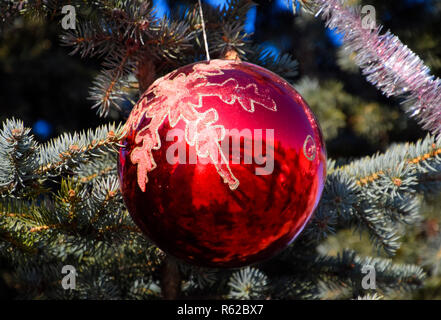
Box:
275 248 425 299
227 267 269 300
210 21 249 57
0 199 40 254
305 165 404 255
179 264 219 292
37 122 124 178
0 118 125 198
244 44 299 80
272 277 320 299
352 203 402 256
356 293 383 300
60 20 114 58
340 134 441 193
59 0 195 114
73 152 117 184
306 134 441 254
314 250 426 296
0 118 39 196
88 48 137 117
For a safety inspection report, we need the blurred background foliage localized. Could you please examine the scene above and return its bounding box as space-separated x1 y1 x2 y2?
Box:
1 0 441 299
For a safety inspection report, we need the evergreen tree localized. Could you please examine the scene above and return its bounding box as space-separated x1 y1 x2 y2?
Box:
0 0 440 299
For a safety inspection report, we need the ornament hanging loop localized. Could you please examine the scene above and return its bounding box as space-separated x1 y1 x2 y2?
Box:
198 0 211 61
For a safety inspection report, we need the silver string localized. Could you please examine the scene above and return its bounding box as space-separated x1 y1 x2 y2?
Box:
292 0 297 15
198 0 211 61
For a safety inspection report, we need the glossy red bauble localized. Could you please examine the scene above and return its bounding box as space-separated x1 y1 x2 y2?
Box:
118 59 326 268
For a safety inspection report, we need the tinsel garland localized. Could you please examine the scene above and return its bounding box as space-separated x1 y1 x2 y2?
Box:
308 0 441 137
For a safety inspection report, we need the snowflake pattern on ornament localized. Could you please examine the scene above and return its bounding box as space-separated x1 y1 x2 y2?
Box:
123 59 278 192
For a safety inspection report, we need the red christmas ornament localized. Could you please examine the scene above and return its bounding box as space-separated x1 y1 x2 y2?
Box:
118 59 327 268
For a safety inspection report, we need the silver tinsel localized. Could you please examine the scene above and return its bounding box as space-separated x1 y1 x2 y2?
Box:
314 0 441 136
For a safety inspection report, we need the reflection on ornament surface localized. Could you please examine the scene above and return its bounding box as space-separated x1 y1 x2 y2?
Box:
118 59 327 268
